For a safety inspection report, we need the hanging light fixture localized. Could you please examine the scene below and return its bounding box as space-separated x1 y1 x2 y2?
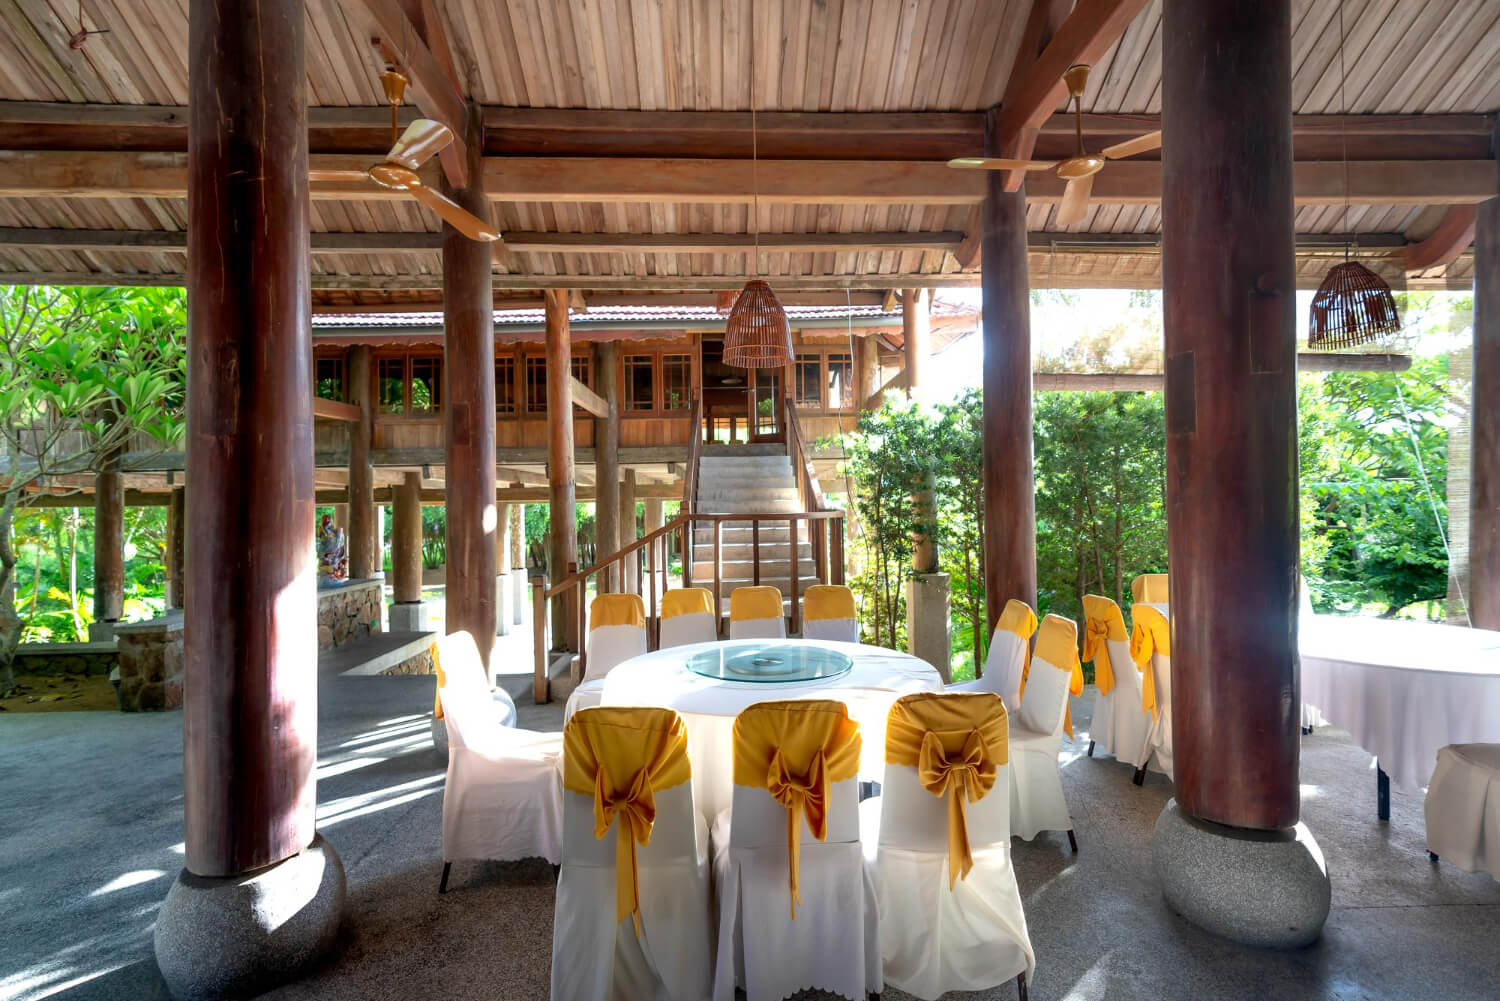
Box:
723 0 791 369
1308 0 1400 350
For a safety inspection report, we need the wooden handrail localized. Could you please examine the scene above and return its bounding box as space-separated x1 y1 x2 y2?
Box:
784 393 828 513
683 393 704 515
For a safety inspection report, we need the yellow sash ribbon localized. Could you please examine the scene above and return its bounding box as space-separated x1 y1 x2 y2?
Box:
432 640 448 720
1130 605 1171 720
661 587 714 619
885 691 1007 888
563 707 691 934
733 700 861 918
1131 573 1169 604
730 585 784 623
1081 595 1129 697
995 599 1038 642
802 584 856 623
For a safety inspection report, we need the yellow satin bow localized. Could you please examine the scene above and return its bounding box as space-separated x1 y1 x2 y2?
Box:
918 728 997 887
765 747 830 916
1082 617 1115 695
593 766 656 933
1130 605 1171 720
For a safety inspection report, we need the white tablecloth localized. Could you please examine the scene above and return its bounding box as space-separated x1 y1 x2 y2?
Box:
1300 616 1500 793
599 639 943 820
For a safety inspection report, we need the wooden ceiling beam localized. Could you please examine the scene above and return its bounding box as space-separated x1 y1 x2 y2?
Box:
1403 205 1478 274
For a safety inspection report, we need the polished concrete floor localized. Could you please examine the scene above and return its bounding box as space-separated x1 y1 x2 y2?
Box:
3 652 1498 1001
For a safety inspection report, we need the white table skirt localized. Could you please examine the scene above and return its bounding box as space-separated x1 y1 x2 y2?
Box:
1300 616 1500 793
599 639 943 821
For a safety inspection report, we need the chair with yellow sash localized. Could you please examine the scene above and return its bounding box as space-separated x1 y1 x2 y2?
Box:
1009 614 1080 848
1081 594 1154 773
859 692 1034 1001
710 700 879 1001
660 586 718 648
728 585 787 640
948 599 1037 712
1131 572 1169 605
430 629 517 755
550 707 712 1001
563 593 648 724
801 584 859 643
437 631 563 893
1129 602 1173 784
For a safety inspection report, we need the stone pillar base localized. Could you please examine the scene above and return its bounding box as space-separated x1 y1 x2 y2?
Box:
154 834 346 1000
496 574 512 636
510 568 528 625
388 601 433 633
906 572 952 682
1152 799 1330 948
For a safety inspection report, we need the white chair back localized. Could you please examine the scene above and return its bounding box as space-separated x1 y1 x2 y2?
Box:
728 778 860 850
961 600 1036 708
802 584 858 643
438 631 506 753
1017 651 1072 737
660 587 719 648
562 781 698 867
729 585 786 640
584 593 647 682
878 759 1009 853
803 617 857 643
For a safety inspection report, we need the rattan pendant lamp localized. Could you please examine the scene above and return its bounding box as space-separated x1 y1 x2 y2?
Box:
722 0 792 369
1308 0 1400 350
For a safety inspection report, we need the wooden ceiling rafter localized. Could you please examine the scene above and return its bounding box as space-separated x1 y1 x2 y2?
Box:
1402 205 1479 274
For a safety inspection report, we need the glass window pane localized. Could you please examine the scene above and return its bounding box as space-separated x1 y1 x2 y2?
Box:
377 357 404 414
410 356 442 413
826 352 853 409
315 357 345 402
495 356 516 415
624 355 655 411
526 356 547 413
661 354 690 411
795 354 822 407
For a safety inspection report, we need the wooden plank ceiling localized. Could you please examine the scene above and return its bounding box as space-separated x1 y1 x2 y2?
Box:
0 0 1494 301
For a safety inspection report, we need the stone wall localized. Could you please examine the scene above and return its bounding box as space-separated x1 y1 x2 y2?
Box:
379 644 436 676
114 614 185 712
15 642 117 678
317 578 383 650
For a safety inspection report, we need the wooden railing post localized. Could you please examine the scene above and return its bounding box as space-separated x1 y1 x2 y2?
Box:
682 519 694 588
833 514 846 586
789 516 801 635
532 577 548 703
646 536 658 649
572 561 585 683
712 519 723 635
752 520 761 587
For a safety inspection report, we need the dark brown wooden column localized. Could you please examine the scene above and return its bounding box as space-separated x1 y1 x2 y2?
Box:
166 485 185 609
619 468 638 595
981 111 1038 624
1469 123 1500 625
594 342 621 591
442 109 497 665
904 289 939 573
347 346 376 580
183 0 314 878
392 472 423 604
1162 0 1299 831
92 447 124 625
545 289 579 648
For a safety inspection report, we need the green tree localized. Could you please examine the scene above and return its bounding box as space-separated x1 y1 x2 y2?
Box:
0 287 186 695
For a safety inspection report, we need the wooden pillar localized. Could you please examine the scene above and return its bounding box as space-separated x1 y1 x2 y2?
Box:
1162 0 1298 831
619 468 638 594
981 113 1038 624
442 108 497 664
1470 123 1500 625
545 290 579 647
511 502 525 569
92 447 124 624
594 342 621 590
644 497 664 535
904 289 939 573
392 472 423 604
496 501 512 575
183 0 315 877
856 335 882 412
166 485 185 609
347 346 376 580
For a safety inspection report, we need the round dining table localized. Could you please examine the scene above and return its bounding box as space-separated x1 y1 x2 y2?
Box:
598 638 943 822
1301 614 1500 815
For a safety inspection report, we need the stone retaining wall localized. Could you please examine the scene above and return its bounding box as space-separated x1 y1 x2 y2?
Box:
379 645 436 676
317 578 383 650
114 614 184 712
15 643 118 678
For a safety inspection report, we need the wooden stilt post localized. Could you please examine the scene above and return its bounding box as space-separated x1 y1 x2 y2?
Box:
546 290 579 651
620 468 638 595
1469 135 1500 626
595 342 620 592
166 485 185 610
347 345 376 580
393 472 423 605
981 115 1038 622
181 0 317 878
1162 0 1299 831
442 107 497 668
92 446 124 627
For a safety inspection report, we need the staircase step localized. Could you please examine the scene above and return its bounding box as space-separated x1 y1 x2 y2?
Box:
693 558 816 578
693 524 805 543
702 444 786 458
688 541 809 561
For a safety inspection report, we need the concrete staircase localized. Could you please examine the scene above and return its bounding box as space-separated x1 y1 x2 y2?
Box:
692 446 820 607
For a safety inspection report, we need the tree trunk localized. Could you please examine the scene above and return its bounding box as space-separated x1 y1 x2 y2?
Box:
68 507 81 640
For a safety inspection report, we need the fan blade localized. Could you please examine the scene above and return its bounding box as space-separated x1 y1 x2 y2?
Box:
407 184 502 242
309 168 373 182
947 157 1057 171
1056 173 1095 226
387 119 455 171
1101 130 1162 160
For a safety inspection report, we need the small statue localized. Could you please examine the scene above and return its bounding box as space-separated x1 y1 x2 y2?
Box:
317 513 348 583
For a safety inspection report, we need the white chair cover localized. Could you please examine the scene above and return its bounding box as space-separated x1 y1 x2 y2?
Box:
1010 617 1075 841
948 600 1035 711
729 617 786 640
728 587 787 641
439 633 563 866
860 742 1034 998
802 584 859 643
585 596 649 683
711 778 880 1001
563 681 604 724
551 782 714 1001
1131 604 1173 779
1083 596 1153 771
1425 743 1500 880
1298 585 1327 730
661 611 718 648
803 617 858 643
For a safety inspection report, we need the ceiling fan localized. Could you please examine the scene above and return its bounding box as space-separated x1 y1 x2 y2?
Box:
948 63 1162 227
309 69 502 244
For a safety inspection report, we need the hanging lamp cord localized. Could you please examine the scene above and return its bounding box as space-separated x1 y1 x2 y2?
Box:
1338 0 1350 263
750 0 760 279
